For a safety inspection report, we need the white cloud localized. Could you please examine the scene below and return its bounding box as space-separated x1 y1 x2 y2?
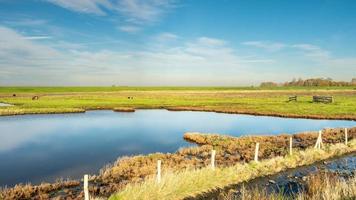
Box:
242 41 286 51
0 27 260 85
116 0 176 23
44 0 177 23
44 0 112 15
44 0 178 33
23 36 52 40
197 37 226 46
118 25 141 33
155 32 178 41
1 26 354 86
292 44 330 59
4 19 48 26
0 26 60 68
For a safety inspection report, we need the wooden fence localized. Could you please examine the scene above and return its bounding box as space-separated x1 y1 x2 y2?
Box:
313 96 333 103
288 96 297 102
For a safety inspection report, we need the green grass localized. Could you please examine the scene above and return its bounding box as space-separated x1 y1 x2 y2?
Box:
0 86 355 93
0 87 355 118
108 140 356 200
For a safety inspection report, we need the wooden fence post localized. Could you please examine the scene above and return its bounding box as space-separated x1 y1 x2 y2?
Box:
157 160 161 183
319 130 323 149
314 131 322 149
254 143 259 162
345 128 348 145
84 174 89 200
211 150 216 169
289 137 293 155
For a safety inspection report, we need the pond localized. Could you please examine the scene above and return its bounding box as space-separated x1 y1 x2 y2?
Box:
0 110 355 186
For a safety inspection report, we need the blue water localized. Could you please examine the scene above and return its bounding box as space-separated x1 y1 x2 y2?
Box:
0 110 355 186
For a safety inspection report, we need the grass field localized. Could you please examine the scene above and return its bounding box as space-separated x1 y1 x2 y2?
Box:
0 87 355 119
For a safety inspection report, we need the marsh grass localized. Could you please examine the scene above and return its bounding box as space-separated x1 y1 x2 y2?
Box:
109 140 356 200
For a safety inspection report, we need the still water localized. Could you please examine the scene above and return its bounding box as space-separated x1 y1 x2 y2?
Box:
0 110 355 186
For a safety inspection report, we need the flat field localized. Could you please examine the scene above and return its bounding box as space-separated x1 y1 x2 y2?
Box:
0 86 355 119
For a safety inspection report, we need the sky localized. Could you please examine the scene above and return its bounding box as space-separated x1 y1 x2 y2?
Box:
0 0 356 86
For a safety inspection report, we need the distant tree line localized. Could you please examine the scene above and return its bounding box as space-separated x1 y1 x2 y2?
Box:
260 78 356 87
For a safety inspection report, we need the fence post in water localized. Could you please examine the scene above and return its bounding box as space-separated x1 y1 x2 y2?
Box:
345 128 348 145
289 137 293 155
211 150 216 169
157 160 161 184
84 174 89 200
254 143 259 162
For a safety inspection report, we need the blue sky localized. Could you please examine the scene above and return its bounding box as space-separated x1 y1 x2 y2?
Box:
0 0 355 86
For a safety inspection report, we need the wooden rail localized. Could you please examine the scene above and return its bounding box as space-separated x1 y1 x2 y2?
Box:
313 96 333 103
288 96 297 102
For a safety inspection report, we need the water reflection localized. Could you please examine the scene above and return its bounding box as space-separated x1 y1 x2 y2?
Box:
0 110 355 186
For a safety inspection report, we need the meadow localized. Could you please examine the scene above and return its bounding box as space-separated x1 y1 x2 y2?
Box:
0 86 355 119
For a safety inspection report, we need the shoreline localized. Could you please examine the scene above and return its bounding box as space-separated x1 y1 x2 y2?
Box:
1 127 355 199
0 106 355 121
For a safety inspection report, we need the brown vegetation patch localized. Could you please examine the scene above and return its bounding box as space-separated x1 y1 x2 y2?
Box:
112 107 135 112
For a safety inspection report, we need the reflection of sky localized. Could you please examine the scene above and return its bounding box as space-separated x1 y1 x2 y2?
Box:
0 110 355 186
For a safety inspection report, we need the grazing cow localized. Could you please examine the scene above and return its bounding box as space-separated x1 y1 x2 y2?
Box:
127 97 134 99
32 96 39 100
12 94 16 97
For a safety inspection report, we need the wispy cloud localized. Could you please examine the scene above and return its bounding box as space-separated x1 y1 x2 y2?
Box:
292 43 330 59
23 36 52 40
155 32 178 41
242 41 286 52
1 25 354 86
116 0 177 24
44 0 112 15
117 25 141 33
0 26 263 85
3 19 48 26
197 37 226 46
43 0 178 33
0 26 60 68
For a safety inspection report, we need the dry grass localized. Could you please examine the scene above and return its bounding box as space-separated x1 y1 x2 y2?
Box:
109 139 356 200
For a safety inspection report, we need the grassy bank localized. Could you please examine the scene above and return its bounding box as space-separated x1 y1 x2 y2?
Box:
109 139 356 200
0 87 355 119
1 127 355 199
